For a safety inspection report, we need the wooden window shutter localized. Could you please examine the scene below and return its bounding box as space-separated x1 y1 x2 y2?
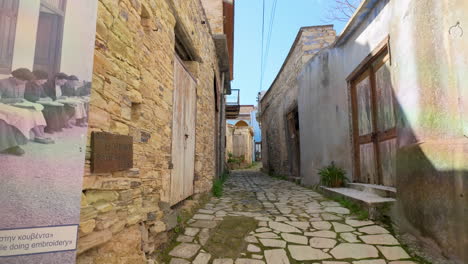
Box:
0 0 19 74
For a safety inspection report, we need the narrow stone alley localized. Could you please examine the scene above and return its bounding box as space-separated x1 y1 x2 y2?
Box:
164 169 419 264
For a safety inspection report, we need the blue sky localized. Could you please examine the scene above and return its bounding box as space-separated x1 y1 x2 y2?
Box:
231 0 348 105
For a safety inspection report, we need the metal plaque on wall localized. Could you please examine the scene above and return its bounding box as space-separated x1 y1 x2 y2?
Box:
91 132 133 173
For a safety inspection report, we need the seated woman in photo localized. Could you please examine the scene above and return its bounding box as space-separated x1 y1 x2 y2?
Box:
0 119 27 156
43 72 75 129
0 68 54 144
25 70 67 133
58 75 88 127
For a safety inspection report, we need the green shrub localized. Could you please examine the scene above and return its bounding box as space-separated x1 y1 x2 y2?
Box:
318 162 348 187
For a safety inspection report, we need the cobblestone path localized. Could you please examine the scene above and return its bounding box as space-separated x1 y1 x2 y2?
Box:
167 170 419 264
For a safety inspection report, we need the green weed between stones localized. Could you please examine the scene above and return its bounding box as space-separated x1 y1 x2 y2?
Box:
212 170 230 197
268 171 288 180
331 196 369 220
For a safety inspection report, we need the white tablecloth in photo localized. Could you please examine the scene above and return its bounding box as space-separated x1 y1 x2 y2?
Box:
57 97 88 119
0 103 46 139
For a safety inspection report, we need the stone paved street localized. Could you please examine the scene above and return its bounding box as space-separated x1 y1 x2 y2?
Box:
166 169 419 264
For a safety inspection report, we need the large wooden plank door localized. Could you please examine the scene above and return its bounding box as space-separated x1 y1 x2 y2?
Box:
0 0 19 74
351 48 396 187
183 60 196 201
373 53 396 186
170 56 196 205
354 70 379 184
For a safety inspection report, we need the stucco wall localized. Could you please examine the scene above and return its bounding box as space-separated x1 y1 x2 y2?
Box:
391 0 468 263
61 1 99 81
298 0 392 186
260 25 336 177
298 0 468 262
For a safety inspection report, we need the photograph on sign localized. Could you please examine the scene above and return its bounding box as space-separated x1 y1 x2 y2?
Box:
0 0 98 262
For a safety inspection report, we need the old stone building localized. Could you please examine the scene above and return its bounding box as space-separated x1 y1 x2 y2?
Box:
225 122 254 168
259 25 336 179
77 0 234 263
278 0 466 263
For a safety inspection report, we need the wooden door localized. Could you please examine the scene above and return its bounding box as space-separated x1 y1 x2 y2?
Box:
287 108 300 178
351 49 396 187
373 53 396 186
170 56 197 205
33 12 63 78
0 0 19 74
183 59 196 201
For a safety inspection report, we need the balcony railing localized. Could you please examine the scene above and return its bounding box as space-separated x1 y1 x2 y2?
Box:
226 89 240 119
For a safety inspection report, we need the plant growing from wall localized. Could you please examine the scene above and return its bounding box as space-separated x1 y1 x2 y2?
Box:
318 162 348 187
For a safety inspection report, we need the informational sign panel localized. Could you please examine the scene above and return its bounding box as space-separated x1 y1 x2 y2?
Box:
0 1 98 263
91 132 133 173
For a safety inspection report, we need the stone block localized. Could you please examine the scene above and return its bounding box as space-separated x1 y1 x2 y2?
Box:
164 212 179 230
77 230 113 255
111 121 130 135
128 89 143 103
88 106 111 130
94 201 114 213
150 221 166 234
110 220 127 234
80 206 99 222
79 219 96 235
81 193 89 207
85 190 119 203
127 214 143 226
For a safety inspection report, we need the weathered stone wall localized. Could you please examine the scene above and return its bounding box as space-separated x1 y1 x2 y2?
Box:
260 26 336 177
77 0 226 262
200 0 223 34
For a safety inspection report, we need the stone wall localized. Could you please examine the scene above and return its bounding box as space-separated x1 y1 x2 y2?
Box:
77 0 226 262
259 26 336 177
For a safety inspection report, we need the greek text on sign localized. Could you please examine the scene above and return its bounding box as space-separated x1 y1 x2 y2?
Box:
0 225 78 257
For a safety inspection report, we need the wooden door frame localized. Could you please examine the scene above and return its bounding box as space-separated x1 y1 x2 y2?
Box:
34 0 67 77
0 0 20 74
169 54 198 206
348 36 392 184
285 103 300 178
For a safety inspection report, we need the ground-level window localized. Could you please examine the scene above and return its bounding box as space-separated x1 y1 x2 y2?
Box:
0 0 19 74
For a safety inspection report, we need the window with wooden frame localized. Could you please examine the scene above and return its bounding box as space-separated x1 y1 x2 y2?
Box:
0 0 19 74
348 37 397 187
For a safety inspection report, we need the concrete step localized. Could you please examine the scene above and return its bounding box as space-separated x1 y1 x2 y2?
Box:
347 183 397 198
320 186 396 220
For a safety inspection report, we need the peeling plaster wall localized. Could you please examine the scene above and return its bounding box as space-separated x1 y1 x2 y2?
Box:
298 0 468 262
260 26 336 177
298 0 392 185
